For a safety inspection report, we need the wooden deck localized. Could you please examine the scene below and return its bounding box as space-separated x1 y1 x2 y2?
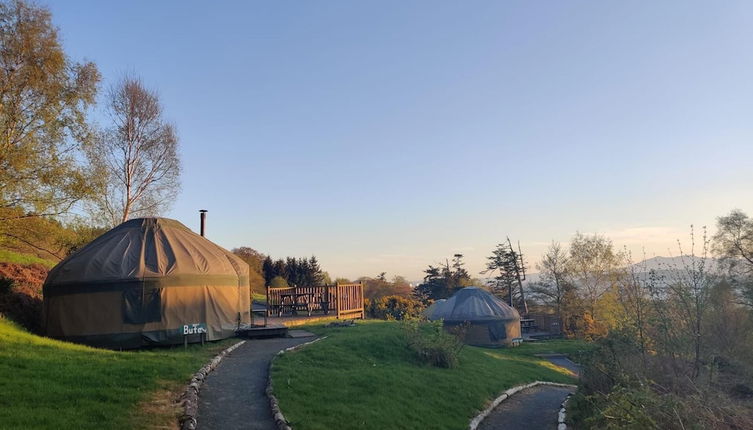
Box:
242 283 364 337
266 282 365 320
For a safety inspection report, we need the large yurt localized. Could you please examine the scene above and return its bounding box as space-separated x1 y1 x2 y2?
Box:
43 218 251 348
424 287 521 347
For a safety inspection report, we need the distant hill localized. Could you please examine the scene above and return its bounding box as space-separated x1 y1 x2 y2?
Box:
633 255 718 271
520 255 719 288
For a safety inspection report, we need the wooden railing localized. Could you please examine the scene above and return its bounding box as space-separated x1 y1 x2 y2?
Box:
266 282 364 319
334 282 364 319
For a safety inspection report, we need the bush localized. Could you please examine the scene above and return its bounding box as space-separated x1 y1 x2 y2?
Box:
401 319 464 368
366 295 424 320
269 276 289 288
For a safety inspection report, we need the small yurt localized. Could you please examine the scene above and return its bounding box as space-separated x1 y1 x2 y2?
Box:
43 218 251 348
421 299 446 318
424 287 521 347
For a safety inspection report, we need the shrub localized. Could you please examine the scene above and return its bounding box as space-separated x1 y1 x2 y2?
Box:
269 276 289 288
366 295 424 320
401 318 464 368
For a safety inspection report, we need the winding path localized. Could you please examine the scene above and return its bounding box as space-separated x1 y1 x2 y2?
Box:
476 385 574 430
476 355 579 430
196 334 314 430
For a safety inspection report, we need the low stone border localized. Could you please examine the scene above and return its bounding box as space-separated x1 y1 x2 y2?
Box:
468 381 577 430
557 393 572 430
178 340 246 430
266 336 327 430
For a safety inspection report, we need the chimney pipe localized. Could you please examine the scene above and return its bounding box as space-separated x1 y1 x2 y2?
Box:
199 210 207 237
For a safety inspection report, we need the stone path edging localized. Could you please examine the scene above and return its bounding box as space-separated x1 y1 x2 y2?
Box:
266 336 327 430
178 340 246 430
557 393 573 430
468 381 577 430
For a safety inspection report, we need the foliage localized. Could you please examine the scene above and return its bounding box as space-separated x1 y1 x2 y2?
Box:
529 234 624 339
529 241 571 320
269 275 289 288
86 76 180 225
262 255 325 287
564 233 625 338
713 209 753 307
0 0 100 225
272 321 576 430
0 249 55 267
571 226 753 429
483 240 528 312
231 246 267 294
0 315 239 430
360 273 411 300
414 253 472 301
365 295 424 320
402 318 465 368
0 208 104 261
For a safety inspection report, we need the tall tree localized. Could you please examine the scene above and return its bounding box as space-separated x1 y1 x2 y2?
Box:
530 241 571 320
0 0 100 223
414 254 472 301
565 233 624 338
713 209 753 307
87 76 180 225
483 240 528 313
567 233 623 314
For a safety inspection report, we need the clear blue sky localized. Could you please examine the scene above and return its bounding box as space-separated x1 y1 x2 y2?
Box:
49 1 753 280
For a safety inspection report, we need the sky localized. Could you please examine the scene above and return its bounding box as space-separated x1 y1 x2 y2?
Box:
48 1 753 281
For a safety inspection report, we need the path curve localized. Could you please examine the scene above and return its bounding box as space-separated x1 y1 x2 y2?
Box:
197 336 314 430
477 385 574 430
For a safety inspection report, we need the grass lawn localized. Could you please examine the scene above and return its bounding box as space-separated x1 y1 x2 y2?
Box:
0 249 56 268
0 316 238 430
272 320 582 430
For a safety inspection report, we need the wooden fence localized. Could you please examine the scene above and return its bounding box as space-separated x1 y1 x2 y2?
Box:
266 282 364 319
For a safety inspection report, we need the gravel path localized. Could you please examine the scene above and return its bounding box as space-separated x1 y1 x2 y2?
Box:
197 336 314 430
477 385 574 430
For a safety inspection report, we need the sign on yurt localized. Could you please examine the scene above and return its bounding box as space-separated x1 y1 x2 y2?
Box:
424 287 521 347
42 218 251 348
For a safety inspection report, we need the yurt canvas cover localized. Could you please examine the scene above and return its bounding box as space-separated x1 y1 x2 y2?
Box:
425 287 521 347
43 218 251 348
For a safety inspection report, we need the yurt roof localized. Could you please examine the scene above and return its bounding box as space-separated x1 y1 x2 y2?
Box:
424 287 520 322
45 217 248 288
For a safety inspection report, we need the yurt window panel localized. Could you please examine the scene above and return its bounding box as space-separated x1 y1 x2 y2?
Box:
123 285 162 324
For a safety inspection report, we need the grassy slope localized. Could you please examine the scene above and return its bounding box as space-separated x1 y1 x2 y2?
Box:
0 249 56 268
272 321 584 430
0 317 237 430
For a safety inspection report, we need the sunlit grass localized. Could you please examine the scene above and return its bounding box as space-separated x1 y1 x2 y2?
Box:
272 320 579 430
0 249 56 268
0 316 237 429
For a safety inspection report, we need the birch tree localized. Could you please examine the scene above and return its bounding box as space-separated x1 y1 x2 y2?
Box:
88 77 180 225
